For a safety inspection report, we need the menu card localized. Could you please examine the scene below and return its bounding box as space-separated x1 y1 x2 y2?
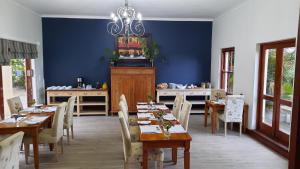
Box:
163 114 176 121
140 125 162 133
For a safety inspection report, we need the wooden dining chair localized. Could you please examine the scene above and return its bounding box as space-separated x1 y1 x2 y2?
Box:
205 89 226 125
120 94 128 109
7 96 24 114
64 96 76 144
217 95 245 136
172 94 184 119
178 101 192 131
119 100 129 125
118 111 164 169
0 131 24 169
24 102 67 163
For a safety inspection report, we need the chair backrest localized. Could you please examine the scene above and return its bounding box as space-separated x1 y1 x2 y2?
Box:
52 102 67 140
224 95 245 122
172 94 184 119
118 111 131 162
119 100 129 125
120 94 128 108
0 131 24 169
178 101 192 131
7 97 23 114
210 89 226 101
64 96 76 127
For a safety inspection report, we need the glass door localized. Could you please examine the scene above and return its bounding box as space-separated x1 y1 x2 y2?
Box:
258 39 296 145
2 59 33 117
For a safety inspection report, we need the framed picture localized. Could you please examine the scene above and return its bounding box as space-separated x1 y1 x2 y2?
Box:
116 34 151 59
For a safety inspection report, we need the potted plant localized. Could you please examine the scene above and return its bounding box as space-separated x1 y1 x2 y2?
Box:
147 95 154 105
162 120 173 138
140 38 160 67
103 48 119 66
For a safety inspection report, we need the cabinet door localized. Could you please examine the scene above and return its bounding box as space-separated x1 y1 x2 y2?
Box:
134 75 155 108
111 75 135 112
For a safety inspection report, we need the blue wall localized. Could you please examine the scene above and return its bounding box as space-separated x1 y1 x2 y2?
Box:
42 18 212 87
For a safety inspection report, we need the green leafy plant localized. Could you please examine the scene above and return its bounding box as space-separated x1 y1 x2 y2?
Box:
139 38 160 62
103 48 119 63
162 120 174 131
157 111 166 118
147 95 154 102
28 99 36 107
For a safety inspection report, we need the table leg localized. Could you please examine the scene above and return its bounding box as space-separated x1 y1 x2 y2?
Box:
204 102 208 127
211 107 217 134
184 141 190 169
143 144 148 169
32 128 39 169
172 147 177 165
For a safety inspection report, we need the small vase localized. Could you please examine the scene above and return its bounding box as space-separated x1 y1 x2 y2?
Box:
164 129 171 139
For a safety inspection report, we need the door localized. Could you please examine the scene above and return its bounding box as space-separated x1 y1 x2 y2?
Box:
257 39 296 145
2 59 33 117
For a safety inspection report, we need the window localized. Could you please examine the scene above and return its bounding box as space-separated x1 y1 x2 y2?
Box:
220 47 235 94
257 39 296 146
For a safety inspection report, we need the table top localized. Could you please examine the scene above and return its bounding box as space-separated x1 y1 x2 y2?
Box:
137 111 192 142
0 113 53 129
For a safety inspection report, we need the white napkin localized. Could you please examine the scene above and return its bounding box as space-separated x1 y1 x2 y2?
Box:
140 125 162 133
168 125 187 133
163 114 176 121
23 116 48 124
138 121 151 125
154 105 169 110
0 117 25 123
20 107 35 113
137 105 149 109
42 106 57 112
137 113 155 119
138 109 149 113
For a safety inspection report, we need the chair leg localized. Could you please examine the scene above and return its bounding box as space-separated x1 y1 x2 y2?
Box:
71 125 74 139
159 161 163 169
124 161 128 169
240 122 242 136
60 137 64 153
154 161 158 169
55 143 58 162
224 122 227 137
24 144 30 164
66 128 70 144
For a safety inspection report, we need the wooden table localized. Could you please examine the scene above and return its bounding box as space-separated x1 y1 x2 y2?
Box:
204 100 249 134
0 111 54 169
137 110 192 169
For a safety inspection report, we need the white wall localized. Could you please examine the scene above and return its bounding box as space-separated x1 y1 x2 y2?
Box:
211 0 300 129
0 0 44 105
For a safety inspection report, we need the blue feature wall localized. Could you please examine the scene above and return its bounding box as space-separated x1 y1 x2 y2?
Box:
42 18 212 87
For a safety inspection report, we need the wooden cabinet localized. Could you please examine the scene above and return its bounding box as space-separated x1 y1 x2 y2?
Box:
111 67 155 113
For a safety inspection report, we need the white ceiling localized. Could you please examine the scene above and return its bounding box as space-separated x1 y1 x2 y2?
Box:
13 0 247 20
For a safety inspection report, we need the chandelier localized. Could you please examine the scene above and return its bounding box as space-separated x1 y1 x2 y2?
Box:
107 0 145 46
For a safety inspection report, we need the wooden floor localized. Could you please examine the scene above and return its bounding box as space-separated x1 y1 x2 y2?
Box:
20 115 288 169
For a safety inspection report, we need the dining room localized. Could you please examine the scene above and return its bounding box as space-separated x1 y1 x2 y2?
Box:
0 0 300 169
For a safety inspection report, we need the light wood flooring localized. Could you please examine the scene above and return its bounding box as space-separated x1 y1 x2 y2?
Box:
20 115 288 169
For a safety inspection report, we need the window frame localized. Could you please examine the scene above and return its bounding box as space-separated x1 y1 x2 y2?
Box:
220 47 235 94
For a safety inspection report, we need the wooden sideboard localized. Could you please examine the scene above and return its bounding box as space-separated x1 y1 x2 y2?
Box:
156 88 211 114
47 89 108 116
110 67 155 113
